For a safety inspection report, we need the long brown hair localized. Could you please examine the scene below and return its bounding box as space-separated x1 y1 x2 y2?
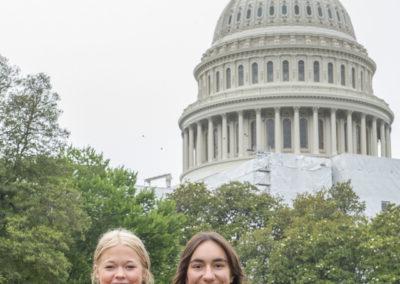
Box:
173 232 245 284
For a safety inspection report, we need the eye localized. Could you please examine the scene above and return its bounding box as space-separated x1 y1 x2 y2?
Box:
126 265 136 270
104 265 115 270
191 263 203 270
214 262 226 269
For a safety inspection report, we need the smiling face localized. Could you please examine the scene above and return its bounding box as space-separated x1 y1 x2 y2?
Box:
96 244 144 284
186 240 232 284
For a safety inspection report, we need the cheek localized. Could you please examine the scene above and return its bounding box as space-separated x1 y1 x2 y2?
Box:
97 270 114 284
186 269 200 284
215 269 231 283
125 268 144 283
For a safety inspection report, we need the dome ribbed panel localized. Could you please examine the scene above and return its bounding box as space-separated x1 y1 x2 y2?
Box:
212 0 356 44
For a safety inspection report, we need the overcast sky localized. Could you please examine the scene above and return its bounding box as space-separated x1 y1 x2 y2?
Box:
1 0 399 186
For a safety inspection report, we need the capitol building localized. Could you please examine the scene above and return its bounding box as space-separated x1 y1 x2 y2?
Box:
178 0 399 214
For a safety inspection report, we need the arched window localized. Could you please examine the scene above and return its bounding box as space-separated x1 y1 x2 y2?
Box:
298 60 305 81
237 11 241 22
252 62 259 84
250 121 256 151
360 71 364 91
247 8 252 19
328 63 334 84
282 4 288 15
266 119 275 150
340 65 346 86
351 67 356 89
257 7 263 17
267 61 274 82
226 68 232 89
318 5 323 17
319 119 324 150
282 60 289 82
336 9 341 22
306 5 312 16
283 118 292 149
216 71 220 92
314 61 320 82
208 75 211 95
294 4 300 15
270 5 275 16
328 7 333 19
300 118 308 149
213 127 219 159
238 65 244 86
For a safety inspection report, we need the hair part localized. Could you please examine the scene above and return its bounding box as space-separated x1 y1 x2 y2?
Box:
91 228 154 284
173 231 245 284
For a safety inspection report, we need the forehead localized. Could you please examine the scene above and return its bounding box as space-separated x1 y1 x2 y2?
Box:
100 244 140 263
190 240 228 262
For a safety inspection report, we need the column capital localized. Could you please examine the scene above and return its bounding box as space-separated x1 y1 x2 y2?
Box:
274 107 281 112
312 107 319 112
255 108 262 114
347 110 353 115
331 108 337 113
361 113 366 119
294 106 300 112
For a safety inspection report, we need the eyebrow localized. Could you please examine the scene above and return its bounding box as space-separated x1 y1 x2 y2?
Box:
190 258 228 263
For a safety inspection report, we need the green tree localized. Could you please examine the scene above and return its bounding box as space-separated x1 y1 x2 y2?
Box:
0 56 88 283
66 147 185 283
359 204 400 283
267 182 367 284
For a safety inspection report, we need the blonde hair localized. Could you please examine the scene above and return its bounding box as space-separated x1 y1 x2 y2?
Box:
92 228 154 284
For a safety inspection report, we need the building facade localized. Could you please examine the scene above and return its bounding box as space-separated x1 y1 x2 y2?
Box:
179 0 394 182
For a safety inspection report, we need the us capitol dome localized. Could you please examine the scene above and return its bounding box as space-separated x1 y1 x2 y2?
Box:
179 0 394 182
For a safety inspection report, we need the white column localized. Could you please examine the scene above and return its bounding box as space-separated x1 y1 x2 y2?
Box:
361 113 367 155
330 108 337 156
312 107 319 155
386 126 392 158
338 119 345 154
294 107 300 154
256 109 263 152
229 121 235 158
346 111 353 154
207 118 214 162
188 125 194 168
274 107 281 153
238 111 244 157
372 117 378 156
222 114 228 160
380 121 386 157
183 130 188 171
196 122 202 166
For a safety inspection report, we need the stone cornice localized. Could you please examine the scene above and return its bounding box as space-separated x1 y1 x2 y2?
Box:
194 45 374 79
179 88 394 128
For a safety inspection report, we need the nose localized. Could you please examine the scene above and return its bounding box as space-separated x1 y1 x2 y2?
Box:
203 266 215 281
115 266 126 279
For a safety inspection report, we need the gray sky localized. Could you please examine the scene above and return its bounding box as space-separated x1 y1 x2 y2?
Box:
1 0 399 186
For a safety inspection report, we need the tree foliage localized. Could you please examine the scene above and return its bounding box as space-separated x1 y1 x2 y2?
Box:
66 147 185 283
170 181 399 284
